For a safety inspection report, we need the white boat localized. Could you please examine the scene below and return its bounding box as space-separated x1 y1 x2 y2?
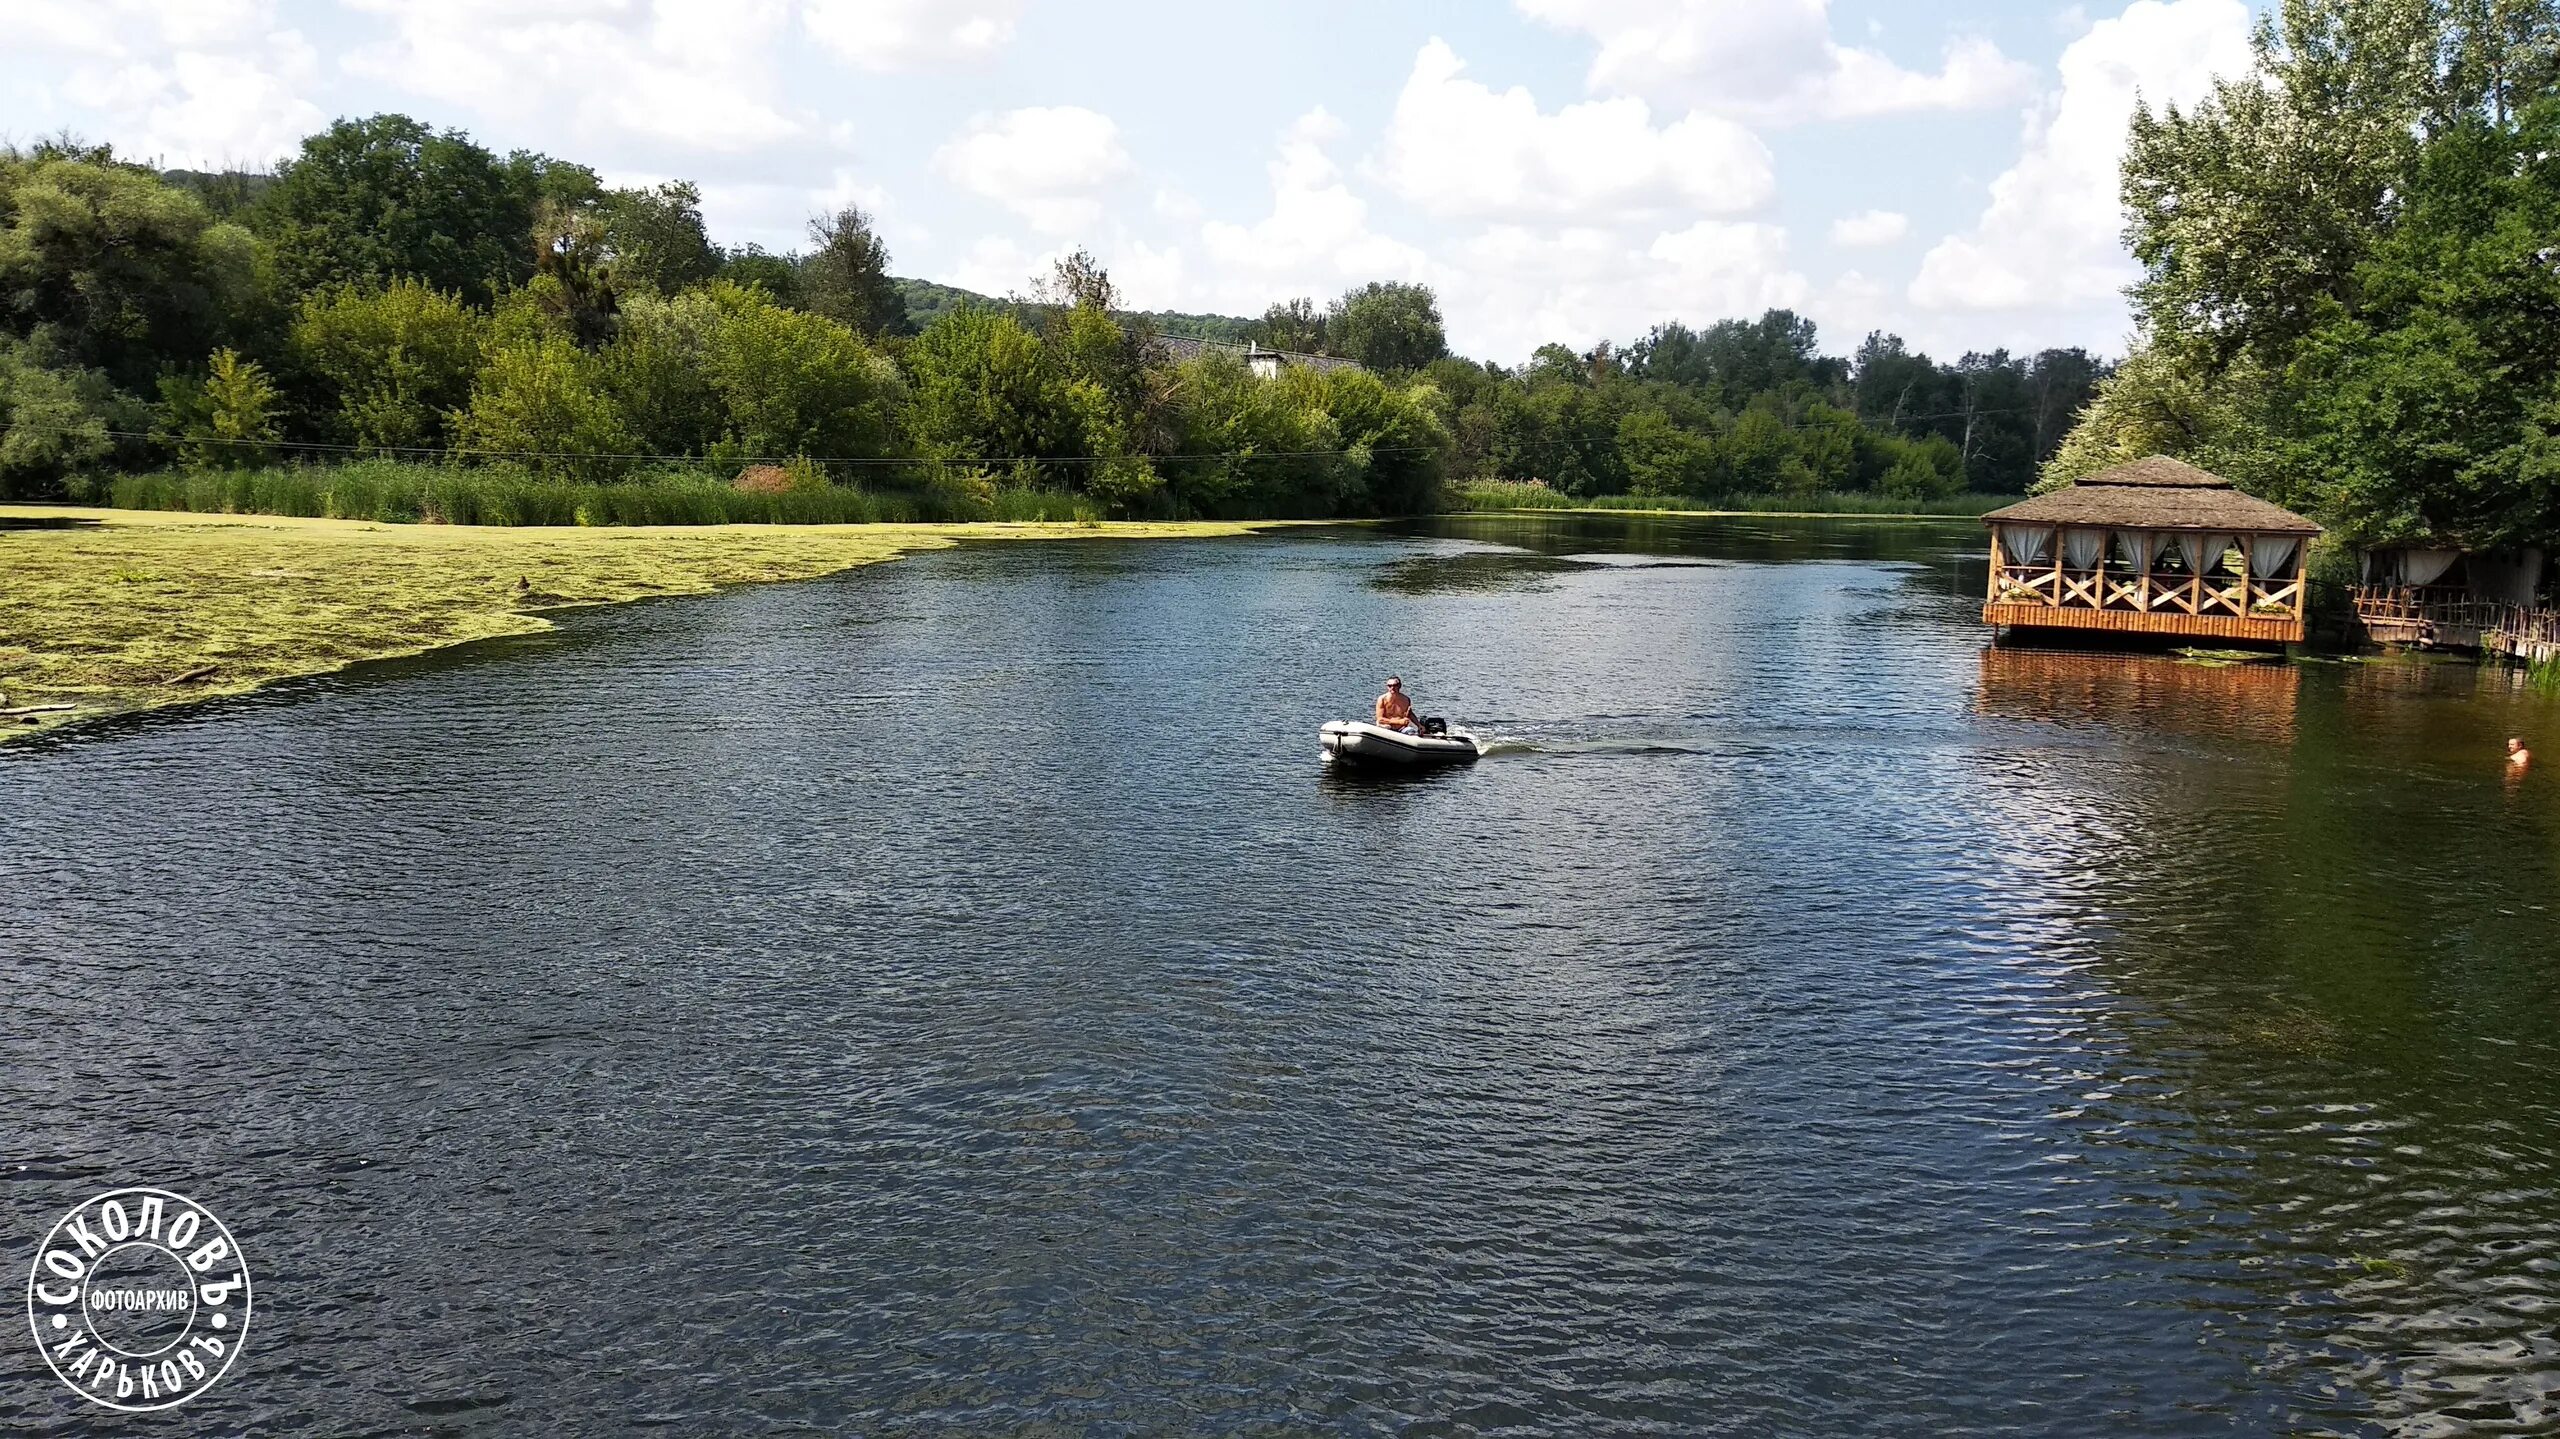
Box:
1320 720 1485 767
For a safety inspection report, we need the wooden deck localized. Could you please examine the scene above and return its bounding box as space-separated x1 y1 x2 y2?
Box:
1981 602 2305 644
1985 547 2308 645
2352 587 2503 649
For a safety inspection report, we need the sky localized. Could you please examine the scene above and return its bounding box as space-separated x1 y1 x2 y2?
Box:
0 1 2268 365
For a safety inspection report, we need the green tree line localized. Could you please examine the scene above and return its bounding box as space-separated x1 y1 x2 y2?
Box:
2 112 2102 520
2055 0 2560 554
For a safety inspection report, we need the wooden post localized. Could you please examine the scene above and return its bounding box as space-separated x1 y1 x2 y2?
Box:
2237 533 2252 620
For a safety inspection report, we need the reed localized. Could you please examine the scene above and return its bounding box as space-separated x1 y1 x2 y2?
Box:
97 461 1115 527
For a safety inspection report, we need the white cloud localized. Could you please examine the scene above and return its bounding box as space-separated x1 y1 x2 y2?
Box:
800 0 1022 71
1429 220 1811 360
1516 0 2033 123
1910 0 2252 315
0 0 324 166
1374 39 1773 222
933 106 1132 235
341 0 802 158
1192 110 1430 303
1828 209 1908 248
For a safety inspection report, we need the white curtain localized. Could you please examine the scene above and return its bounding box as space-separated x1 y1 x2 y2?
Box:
2118 530 2159 572
2402 548 2461 588
2249 536 2301 580
2176 532 2236 575
1999 525 2054 565
2063 528 2107 571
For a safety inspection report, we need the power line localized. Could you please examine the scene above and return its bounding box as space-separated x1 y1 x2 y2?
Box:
0 398 2058 472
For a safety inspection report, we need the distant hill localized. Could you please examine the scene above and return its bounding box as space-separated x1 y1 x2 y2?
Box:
892 277 1255 343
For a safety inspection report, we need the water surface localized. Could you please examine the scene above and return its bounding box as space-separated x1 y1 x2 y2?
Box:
3 514 2556 1435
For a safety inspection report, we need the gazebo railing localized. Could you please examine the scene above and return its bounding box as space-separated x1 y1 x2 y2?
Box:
1991 559 2305 619
2350 585 2508 630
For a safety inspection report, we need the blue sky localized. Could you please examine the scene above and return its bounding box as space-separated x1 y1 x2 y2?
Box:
2 1 2266 363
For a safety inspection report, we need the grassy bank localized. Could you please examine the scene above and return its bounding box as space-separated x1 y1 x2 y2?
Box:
0 506 1282 742
1447 481 2005 518
99 461 1105 526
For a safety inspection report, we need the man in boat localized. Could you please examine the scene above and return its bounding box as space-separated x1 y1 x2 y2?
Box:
1375 677 1445 737
1376 677 1419 734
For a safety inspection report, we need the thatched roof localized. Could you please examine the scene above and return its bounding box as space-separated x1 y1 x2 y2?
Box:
1983 457 2321 535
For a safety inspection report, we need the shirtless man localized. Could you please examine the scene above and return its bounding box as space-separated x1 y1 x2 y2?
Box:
1375 676 1419 734
2510 736 2532 769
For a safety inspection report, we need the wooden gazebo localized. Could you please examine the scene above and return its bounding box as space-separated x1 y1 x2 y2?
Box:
1981 457 2323 645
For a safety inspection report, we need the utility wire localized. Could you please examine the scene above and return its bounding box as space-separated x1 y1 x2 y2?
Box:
0 400 2060 471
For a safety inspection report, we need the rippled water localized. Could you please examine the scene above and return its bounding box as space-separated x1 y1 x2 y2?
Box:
4 514 2558 1435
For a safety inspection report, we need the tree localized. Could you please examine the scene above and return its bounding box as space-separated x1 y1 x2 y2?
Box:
902 307 1071 471
1325 282 1447 372
2121 0 2493 371
530 198 620 349
595 181 720 296
691 282 902 459
165 348 283 469
1312 367 1451 514
1256 297 1326 352
800 204 910 339
0 146 268 388
1160 348 1338 515
719 245 803 307
257 114 535 305
2279 100 2560 546
0 333 148 496
291 280 485 450
452 335 634 478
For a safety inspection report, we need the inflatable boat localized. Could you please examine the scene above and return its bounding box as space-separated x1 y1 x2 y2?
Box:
1320 720 1485 767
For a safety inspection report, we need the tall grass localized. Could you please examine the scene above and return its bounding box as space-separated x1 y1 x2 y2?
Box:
1447 480 2005 517
98 461 1106 526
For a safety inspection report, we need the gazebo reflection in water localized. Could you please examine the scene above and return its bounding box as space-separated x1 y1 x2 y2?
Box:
1976 646 2302 748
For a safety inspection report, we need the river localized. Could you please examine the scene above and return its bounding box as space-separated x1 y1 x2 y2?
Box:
3 514 2555 1435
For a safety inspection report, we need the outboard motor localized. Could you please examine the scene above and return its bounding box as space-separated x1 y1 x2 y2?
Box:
1421 717 1448 737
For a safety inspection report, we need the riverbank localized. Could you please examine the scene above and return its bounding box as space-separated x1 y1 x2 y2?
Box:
0 506 1290 742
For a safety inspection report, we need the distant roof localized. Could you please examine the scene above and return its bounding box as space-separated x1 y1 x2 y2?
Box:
1151 334 1365 374
1984 456 2322 535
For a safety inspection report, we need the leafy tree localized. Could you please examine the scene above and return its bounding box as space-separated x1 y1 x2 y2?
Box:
291 280 485 450
164 348 284 469
2279 101 2560 546
691 281 902 459
257 115 535 305
1313 367 1451 514
595 181 720 295
1256 297 1326 352
531 199 619 349
1326 282 1447 372
902 307 1071 471
453 334 634 478
596 289 728 457
0 147 268 388
801 204 911 339
0 333 149 496
1619 405 1717 497
2120 0 2527 372
1161 349 1338 514
719 245 803 306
